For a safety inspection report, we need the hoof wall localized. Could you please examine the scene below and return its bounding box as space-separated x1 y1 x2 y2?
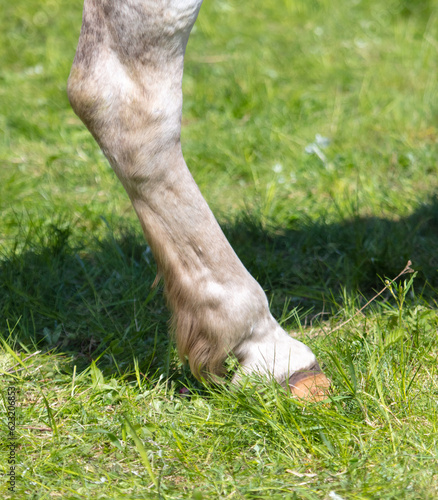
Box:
286 363 331 401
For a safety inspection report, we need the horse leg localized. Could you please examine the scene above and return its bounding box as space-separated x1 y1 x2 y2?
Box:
68 0 329 397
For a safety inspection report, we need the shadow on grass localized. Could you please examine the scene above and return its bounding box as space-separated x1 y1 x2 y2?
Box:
225 196 438 315
1 196 437 379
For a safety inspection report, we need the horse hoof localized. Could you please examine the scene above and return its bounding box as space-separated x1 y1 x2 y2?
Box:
286 363 331 401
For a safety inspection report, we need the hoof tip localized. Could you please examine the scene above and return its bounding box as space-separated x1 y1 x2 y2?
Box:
287 364 331 401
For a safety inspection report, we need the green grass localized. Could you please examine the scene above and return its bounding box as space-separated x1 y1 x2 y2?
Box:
1 0 438 498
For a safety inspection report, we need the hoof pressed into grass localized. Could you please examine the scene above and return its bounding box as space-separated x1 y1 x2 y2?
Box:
286 363 331 401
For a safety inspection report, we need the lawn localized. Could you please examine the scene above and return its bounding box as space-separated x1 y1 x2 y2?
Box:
1 0 437 498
